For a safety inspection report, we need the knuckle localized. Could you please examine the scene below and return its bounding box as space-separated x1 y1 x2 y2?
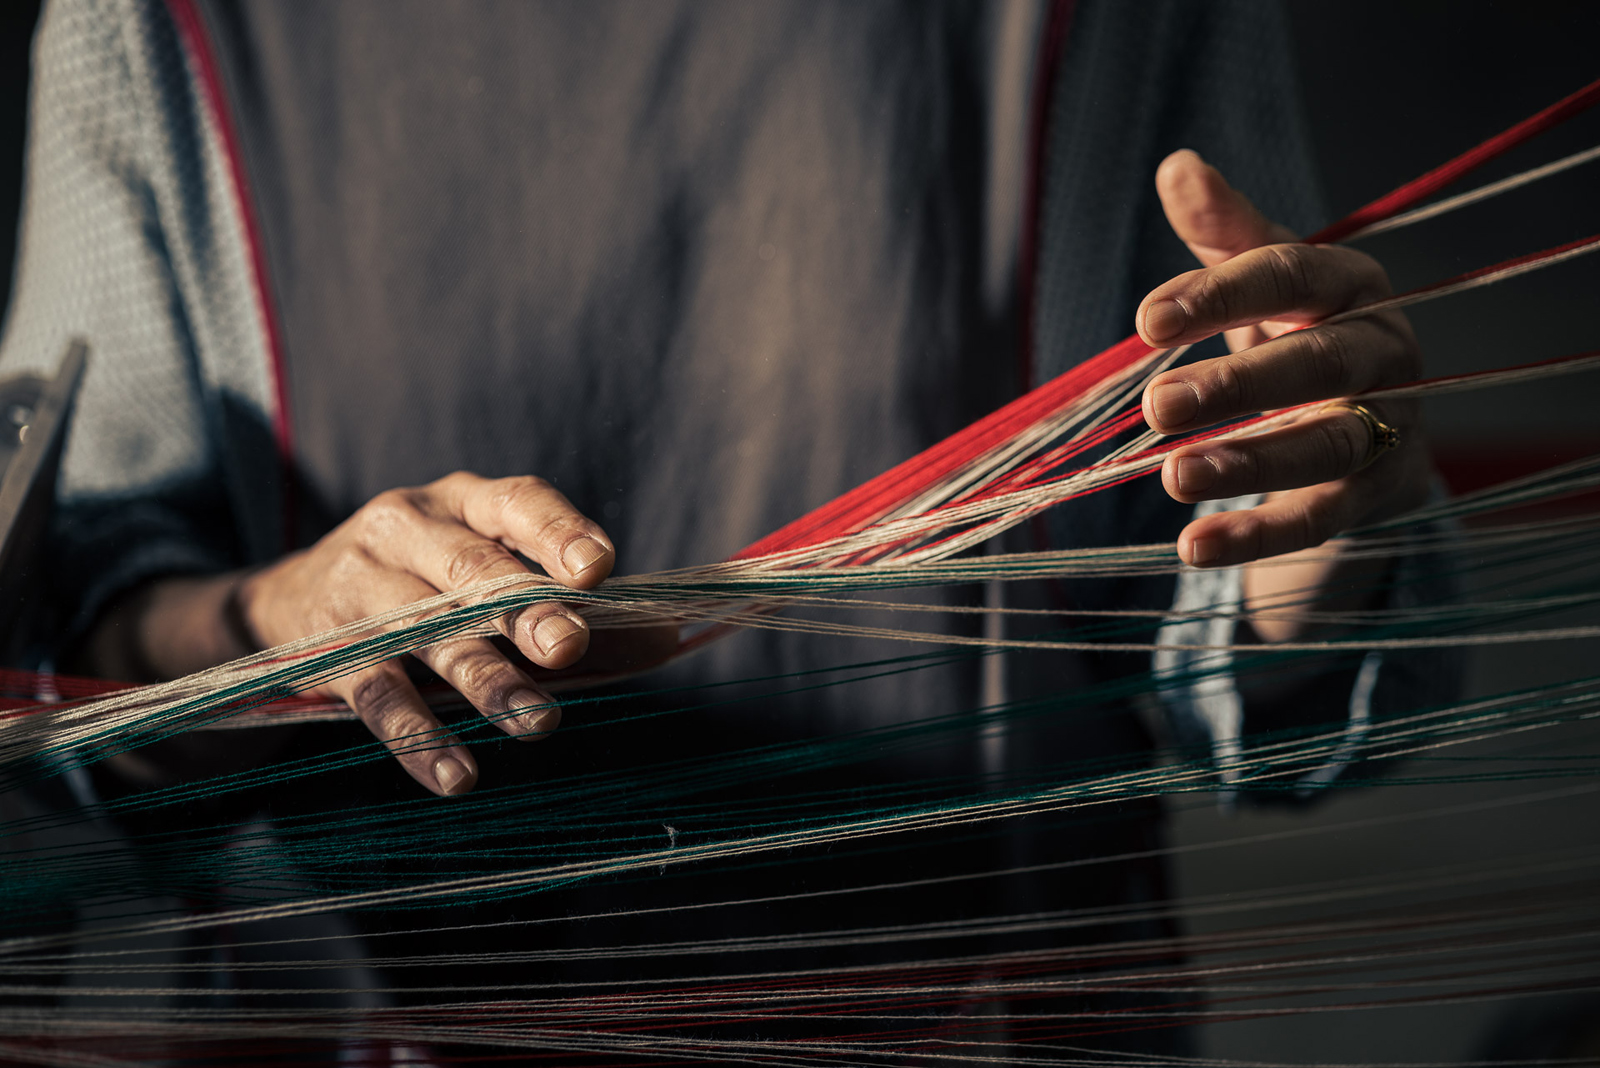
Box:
307 598 347 633
489 477 577 543
1300 327 1354 394
1264 243 1316 306
530 513 583 554
1206 357 1250 413
1234 510 1266 562
358 489 418 535
490 475 553 512
1291 499 1333 552
447 646 517 702
442 538 516 588
1189 271 1232 326
350 670 423 740
350 669 404 716
1317 418 1365 474
311 552 384 628
430 470 480 497
1227 442 1264 488
1260 501 1316 559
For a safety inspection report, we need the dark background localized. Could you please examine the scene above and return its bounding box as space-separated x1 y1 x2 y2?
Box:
1287 0 1600 486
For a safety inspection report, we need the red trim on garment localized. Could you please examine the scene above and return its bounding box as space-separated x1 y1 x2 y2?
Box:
1015 0 1077 397
164 0 298 553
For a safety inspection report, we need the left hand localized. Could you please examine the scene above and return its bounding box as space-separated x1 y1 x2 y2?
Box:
1135 151 1433 637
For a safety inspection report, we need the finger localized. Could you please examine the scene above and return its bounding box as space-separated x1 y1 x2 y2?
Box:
1177 477 1377 569
1161 404 1400 506
412 637 562 741
306 564 486 793
1136 242 1391 348
1155 149 1296 266
332 660 478 796
438 472 616 589
359 488 593 668
1142 315 1418 433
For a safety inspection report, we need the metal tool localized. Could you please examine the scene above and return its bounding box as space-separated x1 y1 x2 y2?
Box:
0 339 88 662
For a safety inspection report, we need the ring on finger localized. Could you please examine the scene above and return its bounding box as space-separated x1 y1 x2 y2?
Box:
1321 400 1400 470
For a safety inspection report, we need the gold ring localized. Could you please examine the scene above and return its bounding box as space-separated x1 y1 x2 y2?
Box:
1322 401 1400 470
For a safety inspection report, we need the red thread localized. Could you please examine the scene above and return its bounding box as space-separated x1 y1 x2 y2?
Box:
734 334 1155 559
1309 74 1600 244
735 77 1600 562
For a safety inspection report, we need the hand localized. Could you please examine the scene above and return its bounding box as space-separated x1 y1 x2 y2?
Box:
1135 151 1432 638
235 472 616 796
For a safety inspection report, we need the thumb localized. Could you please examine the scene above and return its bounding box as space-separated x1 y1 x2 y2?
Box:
1156 149 1296 267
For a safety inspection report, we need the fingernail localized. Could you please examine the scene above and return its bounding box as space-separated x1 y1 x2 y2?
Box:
533 613 582 657
508 689 561 740
1150 382 1199 429
1174 455 1217 495
1144 299 1188 342
433 755 475 796
1188 536 1222 566
561 535 609 577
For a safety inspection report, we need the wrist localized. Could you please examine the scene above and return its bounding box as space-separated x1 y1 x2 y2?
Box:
78 570 259 681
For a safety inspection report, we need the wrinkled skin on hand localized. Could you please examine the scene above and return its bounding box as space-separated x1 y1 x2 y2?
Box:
86 153 1432 797
1137 150 1431 640
236 472 672 796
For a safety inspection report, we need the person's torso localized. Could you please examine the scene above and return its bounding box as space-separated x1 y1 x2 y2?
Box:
204 0 1025 571
199 0 1164 758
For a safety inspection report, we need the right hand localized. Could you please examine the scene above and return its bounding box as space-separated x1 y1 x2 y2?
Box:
237 472 618 796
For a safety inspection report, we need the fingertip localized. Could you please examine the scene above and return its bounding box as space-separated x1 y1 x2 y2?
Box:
559 532 614 588
1157 154 1288 265
1145 378 1202 434
1178 511 1245 568
1170 453 1219 501
1157 145 1201 181
432 750 478 796
521 608 590 668
1160 448 1213 504
1161 453 1183 500
1155 148 1219 199
1184 534 1224 567
507 688 562 741
1178 525 1228 568
1138 297 1190 345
